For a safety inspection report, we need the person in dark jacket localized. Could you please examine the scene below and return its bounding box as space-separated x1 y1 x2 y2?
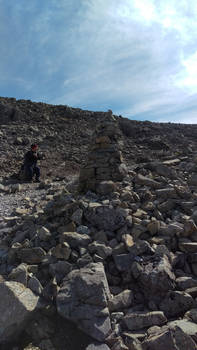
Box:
24 144 40 182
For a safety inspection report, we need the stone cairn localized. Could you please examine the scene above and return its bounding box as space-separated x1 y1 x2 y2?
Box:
79 110 128 193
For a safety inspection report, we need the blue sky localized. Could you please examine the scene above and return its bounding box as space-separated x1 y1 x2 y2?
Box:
1 0 197 123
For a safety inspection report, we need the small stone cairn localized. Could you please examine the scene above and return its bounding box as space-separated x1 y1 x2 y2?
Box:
79 110 128 193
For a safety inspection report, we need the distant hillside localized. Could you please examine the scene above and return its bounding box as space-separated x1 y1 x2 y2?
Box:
0 96 197 178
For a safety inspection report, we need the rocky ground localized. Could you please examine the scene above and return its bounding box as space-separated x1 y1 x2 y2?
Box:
1 96 197 179
1 98 197 349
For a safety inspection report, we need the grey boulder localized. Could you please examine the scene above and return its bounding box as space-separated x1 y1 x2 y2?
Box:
159 291 194 317
142 326 196 350
84 206 125 231
56 263 112 341
0 281 38 344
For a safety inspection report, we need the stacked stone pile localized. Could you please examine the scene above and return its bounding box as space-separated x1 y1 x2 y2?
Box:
2 152 197 348
79 111 128 192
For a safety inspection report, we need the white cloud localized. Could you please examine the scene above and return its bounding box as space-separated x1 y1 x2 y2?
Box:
1 0 197 122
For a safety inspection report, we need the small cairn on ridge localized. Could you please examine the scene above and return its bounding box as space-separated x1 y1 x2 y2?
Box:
79 110 128 193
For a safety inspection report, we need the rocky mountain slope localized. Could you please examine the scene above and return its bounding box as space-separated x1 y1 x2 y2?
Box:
1 96 197 179
1 97 197 349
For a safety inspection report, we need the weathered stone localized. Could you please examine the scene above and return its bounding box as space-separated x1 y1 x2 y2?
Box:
179 242 197 253
128 240 154 256
79 168 95 181
88 242 112 259
15 208 29 215
113 253 134 272
141 326 196 350
38 226 51 241
51 243 71 260
28 276 43 295
123 311 167 331
184 219 197 236
10 184 22 193
185 308 197 323
96 181 117 195
84 206 125 231
131 261 143 279
134 174 161 189
185 286 197 298
121 191 134 202
147 221 160 235
49 261 72 283
109 290 133 312
18 247 46 264
57 263 112 342
168 319 197 338
154 245 171 259
157 200 175 213
155 163 177 178
139 255 175 300
71 208 83 225
188 253 197 263
176 276 197 290
8 263 28 286
0 281 38 343
165 222 184 236
77 225 90 235
189 174 197 186
155 187 177 199
60 231 91 248
131 224 147 239
122 234 134 249
159 291 194 317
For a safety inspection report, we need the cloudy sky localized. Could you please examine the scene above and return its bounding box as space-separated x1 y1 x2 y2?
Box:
1 0 197 123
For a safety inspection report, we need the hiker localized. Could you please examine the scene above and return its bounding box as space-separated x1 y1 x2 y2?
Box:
23 144 41 182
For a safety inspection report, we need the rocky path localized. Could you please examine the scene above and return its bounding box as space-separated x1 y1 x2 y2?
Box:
0 183 46 217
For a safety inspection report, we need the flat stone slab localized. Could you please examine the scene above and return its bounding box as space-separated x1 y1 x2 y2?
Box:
179 242 197 253
123 311 167 331
168 319 197 337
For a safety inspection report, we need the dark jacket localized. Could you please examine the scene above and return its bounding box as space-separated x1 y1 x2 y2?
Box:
24 151 40 167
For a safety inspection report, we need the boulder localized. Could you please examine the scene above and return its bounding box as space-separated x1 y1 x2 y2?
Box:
185 308 197 323
96 181 117 195
18 247 46 264
134 174 161 189
59 231 91 248
139 255 175 300
159 291 194 317
141 326 196 350
56 263 112 341
176 276 197 290
51 243 71 260
108 290 133 312
8 263 28 286
84 206 125 231
168 319 197 338
0 281 38 344
123 311 167 331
